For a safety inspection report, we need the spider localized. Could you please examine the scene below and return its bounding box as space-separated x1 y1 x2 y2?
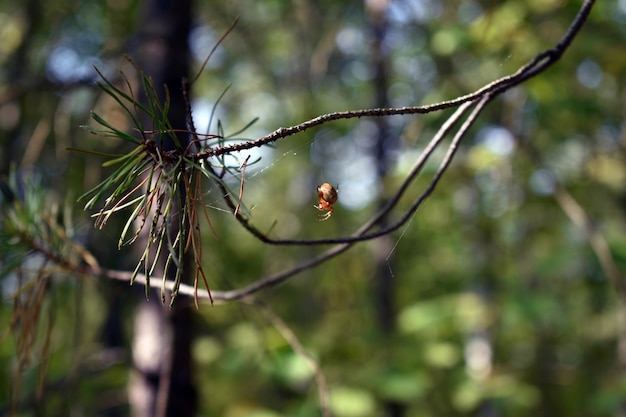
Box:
314 183 338 221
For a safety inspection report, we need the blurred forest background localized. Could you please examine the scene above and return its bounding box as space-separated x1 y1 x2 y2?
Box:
1 0 626 416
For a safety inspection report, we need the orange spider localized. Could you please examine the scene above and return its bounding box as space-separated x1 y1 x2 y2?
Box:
314 183 338 221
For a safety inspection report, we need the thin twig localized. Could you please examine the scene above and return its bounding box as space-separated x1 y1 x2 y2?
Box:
251 300 331 417
524 144 624 294
234 155 250 218
190 17 240 85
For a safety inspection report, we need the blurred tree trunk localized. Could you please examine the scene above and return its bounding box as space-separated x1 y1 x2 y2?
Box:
366 1 404 416
127 1 196 417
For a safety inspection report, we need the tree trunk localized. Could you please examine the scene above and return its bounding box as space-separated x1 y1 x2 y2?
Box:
127 1 196 416
367 2 404 416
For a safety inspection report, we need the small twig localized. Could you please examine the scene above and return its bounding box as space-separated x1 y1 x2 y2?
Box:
553 184 624 292
190 17 240 85
234 155 251 218
524 144 624 294
251 300 331 417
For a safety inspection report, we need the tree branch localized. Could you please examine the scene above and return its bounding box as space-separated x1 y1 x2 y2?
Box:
210 0 596 248
90 0 597 303
194 0 595 161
